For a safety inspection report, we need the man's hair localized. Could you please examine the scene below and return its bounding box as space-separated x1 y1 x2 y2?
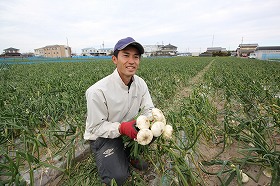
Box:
113 46 142 58
113 50 119 58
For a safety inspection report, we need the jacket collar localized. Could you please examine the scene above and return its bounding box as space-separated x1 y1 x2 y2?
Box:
112 68 134 88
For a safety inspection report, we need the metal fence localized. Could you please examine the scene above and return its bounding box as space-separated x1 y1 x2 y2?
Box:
0 56 112 65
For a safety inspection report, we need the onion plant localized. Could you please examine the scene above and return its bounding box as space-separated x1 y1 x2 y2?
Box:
1 57 279 185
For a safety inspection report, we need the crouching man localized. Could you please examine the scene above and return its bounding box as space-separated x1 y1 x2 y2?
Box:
84 37 155 185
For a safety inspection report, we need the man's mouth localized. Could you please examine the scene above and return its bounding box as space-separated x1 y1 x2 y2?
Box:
126 66 135 70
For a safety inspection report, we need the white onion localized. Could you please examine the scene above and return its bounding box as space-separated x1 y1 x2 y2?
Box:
248 142 255 147
151 121 165 137
241 171 249 183
163 124 173 139
136 115 150 129
136 129 153 145
263 168 272 178
152 108 166 124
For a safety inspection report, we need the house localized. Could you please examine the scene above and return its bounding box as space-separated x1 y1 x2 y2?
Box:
159 44 178 56
34 45 71 58
81 47 98 56
201 47 228 57
80 43 178 57
143 45 163 57
237 44 258 57
3 47 21 57
81 47 113 56
144 44 177 56
97 48 113 56
206 47 227 53
255 46 280 60
34 48 45 57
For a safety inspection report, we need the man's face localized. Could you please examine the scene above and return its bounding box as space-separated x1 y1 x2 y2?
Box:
112 46 140 83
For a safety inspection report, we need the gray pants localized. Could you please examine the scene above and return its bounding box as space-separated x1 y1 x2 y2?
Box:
90 137 130 185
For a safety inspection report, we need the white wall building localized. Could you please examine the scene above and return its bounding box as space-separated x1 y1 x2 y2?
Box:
98 48 113 55
142 45 163 57
206 47 227 53
143 44 178 57
34 45 71 58
255 46 280 60
81 47 113 56
81 47 98 56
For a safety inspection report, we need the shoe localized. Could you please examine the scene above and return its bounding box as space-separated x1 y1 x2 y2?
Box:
130 158 148 171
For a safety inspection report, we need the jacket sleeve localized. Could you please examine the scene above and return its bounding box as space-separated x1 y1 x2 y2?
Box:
85 88 121 139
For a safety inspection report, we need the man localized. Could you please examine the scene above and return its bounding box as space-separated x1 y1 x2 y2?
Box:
84 37 154 185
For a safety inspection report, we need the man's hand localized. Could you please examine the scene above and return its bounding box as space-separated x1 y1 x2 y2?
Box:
119 120 138 139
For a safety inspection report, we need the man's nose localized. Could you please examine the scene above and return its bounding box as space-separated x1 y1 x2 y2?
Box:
128 56 135 63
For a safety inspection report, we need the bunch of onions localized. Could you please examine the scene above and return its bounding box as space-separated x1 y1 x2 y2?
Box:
136 108 173 145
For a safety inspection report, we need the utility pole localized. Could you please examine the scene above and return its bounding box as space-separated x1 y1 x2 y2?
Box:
212 34 214 47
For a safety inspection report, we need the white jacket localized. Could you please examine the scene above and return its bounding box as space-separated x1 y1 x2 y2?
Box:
84 69 154 140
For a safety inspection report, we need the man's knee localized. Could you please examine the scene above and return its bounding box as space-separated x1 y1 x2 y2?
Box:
91 138 130 185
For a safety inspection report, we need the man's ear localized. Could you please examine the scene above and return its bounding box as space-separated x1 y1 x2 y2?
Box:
112 55 117 65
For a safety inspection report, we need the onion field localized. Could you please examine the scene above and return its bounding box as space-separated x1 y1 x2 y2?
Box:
1 57 279 186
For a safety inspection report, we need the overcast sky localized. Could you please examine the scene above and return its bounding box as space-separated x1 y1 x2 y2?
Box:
1 0 279 54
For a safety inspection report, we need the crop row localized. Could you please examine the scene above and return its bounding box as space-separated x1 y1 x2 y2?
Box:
1 57 279 185
0 57 209 185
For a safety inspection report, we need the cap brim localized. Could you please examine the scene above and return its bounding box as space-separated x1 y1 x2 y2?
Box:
119 41 144 54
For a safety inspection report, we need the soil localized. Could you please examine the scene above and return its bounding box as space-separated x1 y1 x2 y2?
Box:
54 59 274 185
169 60 272 185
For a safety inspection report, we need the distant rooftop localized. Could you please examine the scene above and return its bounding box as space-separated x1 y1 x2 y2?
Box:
256 46 280 50
4 47 19 51
239 44 258 47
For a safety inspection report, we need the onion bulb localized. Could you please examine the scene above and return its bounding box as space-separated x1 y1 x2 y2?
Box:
136 115 150 129
151 121 165 137
136 129 153 145
241 171 249 183
163 124 173 139
152 108 166 124
263 168 272 178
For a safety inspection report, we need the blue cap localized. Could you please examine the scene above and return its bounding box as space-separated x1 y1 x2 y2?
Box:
114 37 144 54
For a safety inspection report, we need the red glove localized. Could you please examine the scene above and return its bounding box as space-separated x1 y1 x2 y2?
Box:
119 120 138 139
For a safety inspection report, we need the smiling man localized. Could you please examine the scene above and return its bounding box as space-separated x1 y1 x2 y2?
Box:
84 37 154 185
